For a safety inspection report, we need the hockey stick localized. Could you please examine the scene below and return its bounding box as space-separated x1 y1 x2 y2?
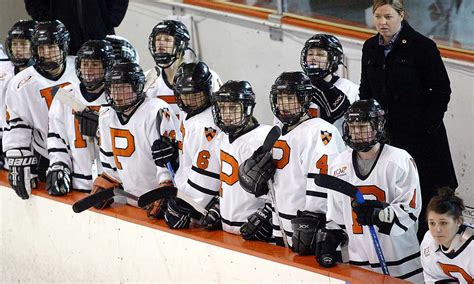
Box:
314 174 390 275
155 108 176 180
54 87 99 180
260 126 289 248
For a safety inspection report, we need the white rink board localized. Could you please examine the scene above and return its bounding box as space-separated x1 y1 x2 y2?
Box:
0 186 344 283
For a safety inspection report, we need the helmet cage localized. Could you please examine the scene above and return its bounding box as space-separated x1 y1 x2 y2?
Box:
342 107 385 152
148 21 190 68
32 21 70 74
212 91 254 134
270 82 312 126
76 40 115 91
300 34 343 78
105 64 145 113
5 20 37 67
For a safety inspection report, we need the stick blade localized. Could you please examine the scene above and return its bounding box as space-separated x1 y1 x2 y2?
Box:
261 126 281 152
72 190 115 213
137 186 177 208
314 174 359 199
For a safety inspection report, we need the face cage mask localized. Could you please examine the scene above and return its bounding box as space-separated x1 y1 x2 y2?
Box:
213 99 252 134
7 38 33 67
343 120 383 152
35 43 66 73
78 59 106 91
176 91 210 116
107 82 143 113
152 34 181 68
271 91 308 126
303 49 337 78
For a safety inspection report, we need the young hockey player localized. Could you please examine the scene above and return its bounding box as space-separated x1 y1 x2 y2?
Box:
421 187 473 283
145 20 221 115
94 62 180 209
46 40 114 195
239 71 345 252
3 20 79 200
316 99 423 282
209 80 273 235
151 62 222 229
1 20 37 168
105 35 139 64
301 34 359 133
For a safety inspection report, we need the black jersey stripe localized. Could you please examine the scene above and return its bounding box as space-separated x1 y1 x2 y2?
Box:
100 148 114 157
221 218 245 227
187 179 217 196
191 166 220 179
306 190 328 198
349 251 420 267
398 267 423 280
72 173 93 180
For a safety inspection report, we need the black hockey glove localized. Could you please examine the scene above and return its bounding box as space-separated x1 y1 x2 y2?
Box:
165 197 202 229
240 203 273 242
74 109 99 137
91 174 119 209
151 136 178 169
352 200 393 226
202 195 222 230
291 211 326 255
315 228 347 268
46 162 72 196
145 198 169 219
6 149 39 200
310 77 349 123
238 147 275 197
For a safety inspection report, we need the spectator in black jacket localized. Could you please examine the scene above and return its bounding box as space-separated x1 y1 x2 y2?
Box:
24 0 129 55
359 0 458 242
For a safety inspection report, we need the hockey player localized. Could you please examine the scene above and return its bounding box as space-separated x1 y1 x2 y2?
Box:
145 20 221 115
209 80 273 235
46 40 114 195
421 187 473 283
105 35 139 64
301 34 359 133
316 99 423 282
239 72 345 251
94 62 179 209
3 20 78 200
151 62 222 229
1 20 37 168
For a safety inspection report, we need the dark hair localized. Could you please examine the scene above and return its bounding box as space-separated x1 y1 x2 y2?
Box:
426 187 464 220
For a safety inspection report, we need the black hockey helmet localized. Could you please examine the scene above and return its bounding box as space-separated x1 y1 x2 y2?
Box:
32 20 70 73
211 80 256 134
148 20 190 68
270 71 313 126
105 35 139 64
301 34 343 78
76 40 115 91
105 62 145 113
5 19 37 67
342 99 385 152
173 62 213 116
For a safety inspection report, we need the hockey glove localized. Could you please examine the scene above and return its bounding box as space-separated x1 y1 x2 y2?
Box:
151 136 178 169
6 149 39 200
91 174 119 209
46 162 72 196
352 199 393 227
310 77 349 123
165 197 201 229
291 211 326 255
315 228 347 268
75 109 99 137
145 180 176 219
238 147 275 197
202 195 222 230
240 203 273 242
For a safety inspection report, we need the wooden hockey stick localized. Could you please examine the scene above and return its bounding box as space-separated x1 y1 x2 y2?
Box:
314 174 390 275
260 126 288 248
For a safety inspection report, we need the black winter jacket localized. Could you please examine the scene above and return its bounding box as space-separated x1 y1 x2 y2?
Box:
24 0 129 55
359 21 457 190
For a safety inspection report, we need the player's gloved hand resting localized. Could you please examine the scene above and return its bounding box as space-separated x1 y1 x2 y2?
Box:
315 228 347 268
291 210 326 255
165 197 201 229
240 203 273 241
352 199 393 227
151 136 178 169
238 146 275 197
6 149 39 200
46 162 72 196
202 195 222 230
75 109 99 137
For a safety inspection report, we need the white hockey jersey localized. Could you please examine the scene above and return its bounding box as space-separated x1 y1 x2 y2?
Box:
0 60 15 135
98 97 180 205
271 117 346 247
174 107 221 209
421 226 474 284
219 124 272 234
332 77 360 134
327 144 423 282
48 83 106 191
3 57 79 158
145 66 222 116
